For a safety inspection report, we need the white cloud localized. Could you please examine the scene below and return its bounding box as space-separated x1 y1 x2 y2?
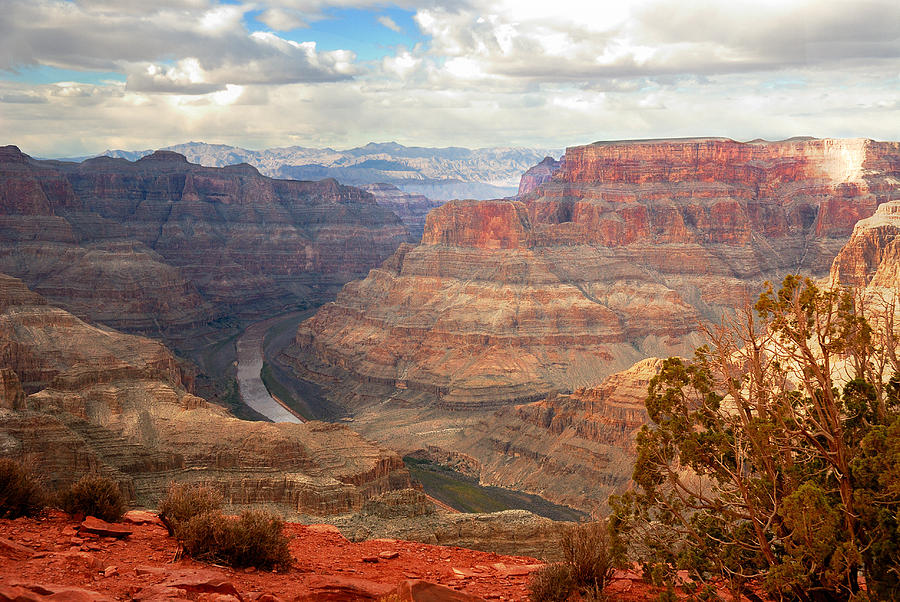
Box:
1 0 898 157
377 15 402 33
257 7 309 31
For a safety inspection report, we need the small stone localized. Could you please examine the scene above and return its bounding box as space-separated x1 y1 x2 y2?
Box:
361 556 379 563
104 566 118 577
244 567 257 573
378 550 399 559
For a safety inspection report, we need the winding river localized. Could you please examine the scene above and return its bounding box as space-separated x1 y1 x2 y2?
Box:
235 313 306 423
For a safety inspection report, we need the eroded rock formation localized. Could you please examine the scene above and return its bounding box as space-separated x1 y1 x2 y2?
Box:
362 183 445 242
0 274 411 513
280 137 900 511
0 145 408 345
830 199 900 301
287 138 900 410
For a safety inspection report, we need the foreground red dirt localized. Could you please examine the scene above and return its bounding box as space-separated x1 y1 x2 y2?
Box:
0 510 660 601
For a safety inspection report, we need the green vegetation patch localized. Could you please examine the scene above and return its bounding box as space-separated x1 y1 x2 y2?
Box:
403 456 586 521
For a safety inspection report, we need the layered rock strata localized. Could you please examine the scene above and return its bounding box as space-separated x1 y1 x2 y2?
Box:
288 138 900 409
0 145 408 344
281 137 899 511
830 199 900 301
362 183 445 242
316 489 566 560
0 274 411 513
517 156 561 196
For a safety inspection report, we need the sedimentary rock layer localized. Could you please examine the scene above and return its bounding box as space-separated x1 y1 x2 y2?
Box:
288 138 900 409
0 274 411 513
0 145 408 341
362 183 445 242
830 199 900 300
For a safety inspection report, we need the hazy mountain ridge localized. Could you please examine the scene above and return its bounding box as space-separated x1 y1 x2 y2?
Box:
61 141 562 200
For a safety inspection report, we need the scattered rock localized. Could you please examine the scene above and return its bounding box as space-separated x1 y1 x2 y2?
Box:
387 579 487 601
361 556 379 563
122 510 164 527
79 516 132 539
133 584 190 601
304 524 344 537
134 566 169 576
0 537 34 560
297 575 393 601
3 583 115 602
159 570 242 599
0 584 42 602
491 563 543 578
49 551 103 572
378 551 399 560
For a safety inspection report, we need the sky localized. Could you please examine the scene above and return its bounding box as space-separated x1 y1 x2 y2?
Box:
1 0 899 157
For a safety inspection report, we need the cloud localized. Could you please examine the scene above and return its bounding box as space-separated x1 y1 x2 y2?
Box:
412 0 900 82
0 0 357 89
377 15 403 33
257 7 309 31
2 0 899 158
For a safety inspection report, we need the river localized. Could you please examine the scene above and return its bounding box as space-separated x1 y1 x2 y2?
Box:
235 312 306 423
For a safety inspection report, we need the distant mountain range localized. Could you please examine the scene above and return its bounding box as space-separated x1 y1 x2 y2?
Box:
60 141 562 200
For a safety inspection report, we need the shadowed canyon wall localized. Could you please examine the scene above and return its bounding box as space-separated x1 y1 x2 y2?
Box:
0 145 408 347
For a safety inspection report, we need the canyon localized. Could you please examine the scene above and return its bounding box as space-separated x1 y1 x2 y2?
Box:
362 183 445 242
283 137 900 511
0 272 412 514
3 134 899 522
0 145 408 353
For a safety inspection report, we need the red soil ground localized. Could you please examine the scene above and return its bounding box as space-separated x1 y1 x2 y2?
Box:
0 510 656 601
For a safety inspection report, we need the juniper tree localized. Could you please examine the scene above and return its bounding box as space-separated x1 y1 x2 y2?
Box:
611 276 900 601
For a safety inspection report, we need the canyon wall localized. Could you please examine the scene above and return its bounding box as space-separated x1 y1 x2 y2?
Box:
0 273 412 513
830 199 900 301
0 145 408 346
281 137 900 511
362 183 445 242
288 137 900 408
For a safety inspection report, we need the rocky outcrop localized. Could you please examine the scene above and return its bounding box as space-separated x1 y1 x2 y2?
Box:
362 183 445 242
0 274 412 513
517 156 560 197
323 489 565 560
830 199 900 300
286 138 900 411
0 145 408 345
451 358 661 512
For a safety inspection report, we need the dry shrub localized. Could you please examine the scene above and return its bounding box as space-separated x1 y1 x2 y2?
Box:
560 521 619 593
179 509 292 571
158 482 222 535
57 474 125 522
0 458 46 519
530 520 622 601
529 562 575 602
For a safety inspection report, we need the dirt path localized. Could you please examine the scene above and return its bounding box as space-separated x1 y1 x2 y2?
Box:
235 312 306 423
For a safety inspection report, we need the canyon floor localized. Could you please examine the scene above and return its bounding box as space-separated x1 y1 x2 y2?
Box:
0 511 657 601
